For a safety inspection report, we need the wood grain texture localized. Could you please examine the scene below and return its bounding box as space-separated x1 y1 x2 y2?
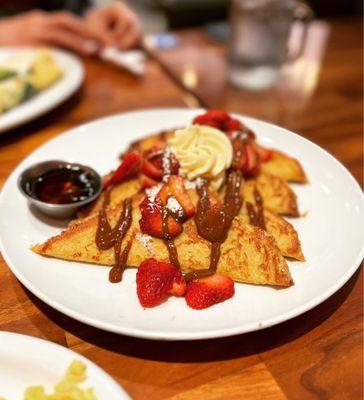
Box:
167 363 287 400
0 18 363 400
0 254 66 345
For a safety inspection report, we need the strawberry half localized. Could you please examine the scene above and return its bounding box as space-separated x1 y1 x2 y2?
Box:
136 258 186 307
141 159 164 180
193 110 242 133
141 145 180 182
255 144 273 163
168 176 195 218
139 173 158 189
204 110 229 122
185 274 235 310
104 151 141 188
223 118 241 131
139 195 182 238
170 272 187 297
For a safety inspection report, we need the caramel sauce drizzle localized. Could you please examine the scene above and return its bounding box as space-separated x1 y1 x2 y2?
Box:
161 203 181 269
95 192 133 283
246 188 266 230
185 170 243 282
97 128 267 284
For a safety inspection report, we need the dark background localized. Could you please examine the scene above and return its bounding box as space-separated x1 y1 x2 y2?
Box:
0 0 362 26
151 0 363 28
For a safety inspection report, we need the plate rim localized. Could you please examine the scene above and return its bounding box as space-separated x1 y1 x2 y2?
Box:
0 108 363 340
0 330 129 398
0 46 84 133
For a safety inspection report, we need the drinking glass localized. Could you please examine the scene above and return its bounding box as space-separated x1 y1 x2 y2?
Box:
228 0 313 90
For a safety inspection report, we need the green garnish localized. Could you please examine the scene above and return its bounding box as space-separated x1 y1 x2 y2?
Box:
0 70 16 81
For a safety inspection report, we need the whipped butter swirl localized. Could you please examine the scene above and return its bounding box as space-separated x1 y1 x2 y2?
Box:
167 125 233 190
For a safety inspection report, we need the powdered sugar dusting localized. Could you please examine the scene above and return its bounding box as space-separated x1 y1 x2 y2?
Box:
230 130 240 140
184 179 196 190
195 177 205 189
166 197 184 218
145 183 162 203
135 232 155 255
162 146 173 176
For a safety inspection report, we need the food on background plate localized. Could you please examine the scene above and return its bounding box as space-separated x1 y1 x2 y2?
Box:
32 110 308 310
0 48 62 114
0 360 97 400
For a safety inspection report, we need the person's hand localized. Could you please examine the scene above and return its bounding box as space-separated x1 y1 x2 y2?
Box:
85 2 141 50
0 10 107 55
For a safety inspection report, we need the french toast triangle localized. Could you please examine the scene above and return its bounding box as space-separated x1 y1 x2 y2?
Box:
32 192 294 287
262 150 308 183
74 179 304 260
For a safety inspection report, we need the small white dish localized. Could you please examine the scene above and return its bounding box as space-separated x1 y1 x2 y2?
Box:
0 331 130 399
0 47 84 133
0 108 363 340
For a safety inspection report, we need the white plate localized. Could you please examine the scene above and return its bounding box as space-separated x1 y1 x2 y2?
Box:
0 47 84 133
0 109 363 340
0 331 129 399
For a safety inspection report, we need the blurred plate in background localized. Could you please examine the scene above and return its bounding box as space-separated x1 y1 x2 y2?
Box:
0 331 130 399
0 47 84 134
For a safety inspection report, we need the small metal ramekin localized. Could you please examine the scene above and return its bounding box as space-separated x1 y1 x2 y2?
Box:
18 160 102 219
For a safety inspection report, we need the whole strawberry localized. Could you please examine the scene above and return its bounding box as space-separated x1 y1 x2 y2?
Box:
185 274 235 310
136 258 186 307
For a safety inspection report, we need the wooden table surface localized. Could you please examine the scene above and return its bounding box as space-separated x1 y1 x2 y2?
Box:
0 17 362 400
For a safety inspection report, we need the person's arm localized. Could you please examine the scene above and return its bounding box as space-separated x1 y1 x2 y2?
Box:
0 10 108 55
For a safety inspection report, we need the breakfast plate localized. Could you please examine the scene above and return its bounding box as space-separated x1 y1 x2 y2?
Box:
0 331 130 399
0 47 84 133
0 108 363 340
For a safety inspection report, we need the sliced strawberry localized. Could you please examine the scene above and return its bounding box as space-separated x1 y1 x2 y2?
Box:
223 118 241 131
168 176 195 218
139 196 182 238
157 183 170 204
170 270 187 297
102 172 113 188
139 173 158 189
155 178 195 220
162 149 180 175
185 274 235 310
142 145 180 180
255 145 273 163
141 159 164 180
104 151 141 188
193 110 243 133
245 143 260 175
144 143 165 170
205 110 229 122
194 116 222 130
193 114 214 126
136 258 185 307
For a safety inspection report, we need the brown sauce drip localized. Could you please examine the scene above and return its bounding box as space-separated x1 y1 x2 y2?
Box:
162 206 181 269
109 236 134 283
95 194 133 283
230 128 256 168
246 189 266 230
185 170 243 282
